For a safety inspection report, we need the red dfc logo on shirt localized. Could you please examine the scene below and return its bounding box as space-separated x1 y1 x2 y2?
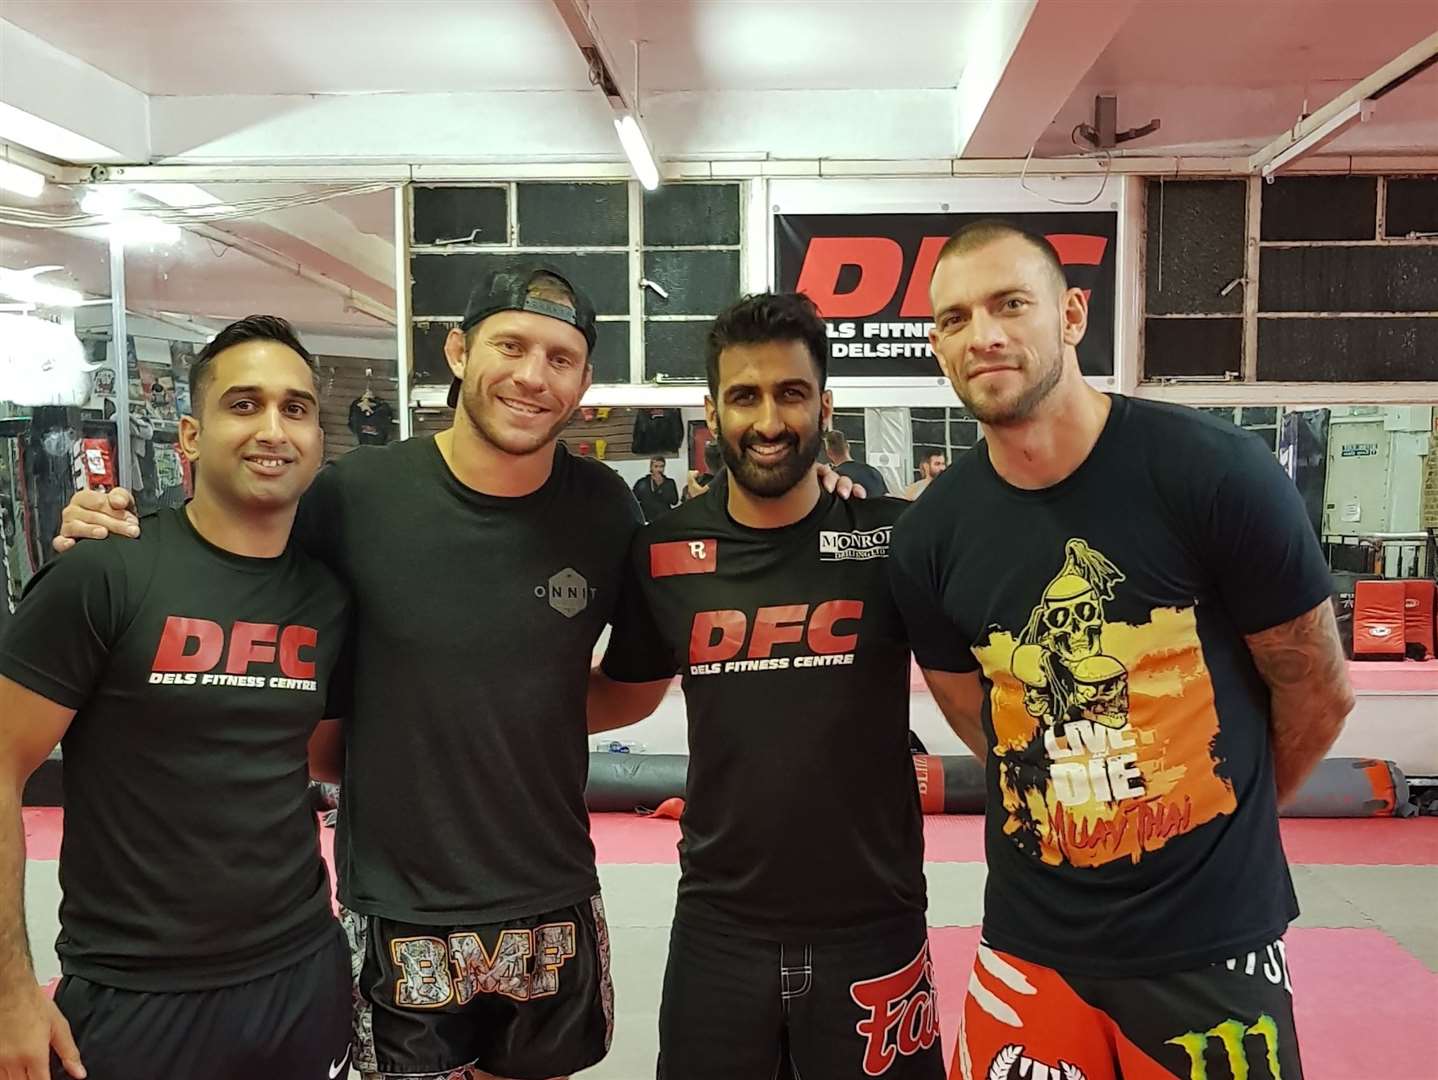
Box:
687 601 864 676
148 616 320 692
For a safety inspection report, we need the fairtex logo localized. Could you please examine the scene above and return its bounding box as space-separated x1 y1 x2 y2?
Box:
819 527 892 561
850 944 939 1076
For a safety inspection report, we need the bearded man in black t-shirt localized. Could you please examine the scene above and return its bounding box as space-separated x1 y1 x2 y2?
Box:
0 316 352 1080
599 293 942 1080
889 221 1355 1080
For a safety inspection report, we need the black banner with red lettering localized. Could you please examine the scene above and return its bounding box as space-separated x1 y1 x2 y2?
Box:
774 211 1117 378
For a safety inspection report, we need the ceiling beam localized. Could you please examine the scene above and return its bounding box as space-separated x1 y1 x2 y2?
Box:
0 18 148 162
960 0 1139 158
952 0 1039 156
1248 29 1438 175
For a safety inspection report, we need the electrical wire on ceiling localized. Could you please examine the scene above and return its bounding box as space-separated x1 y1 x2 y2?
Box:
1016 128 1114 208
0 182 392 231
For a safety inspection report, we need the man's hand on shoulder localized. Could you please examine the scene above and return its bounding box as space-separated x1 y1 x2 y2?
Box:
54 488 139 553
817 463 865 500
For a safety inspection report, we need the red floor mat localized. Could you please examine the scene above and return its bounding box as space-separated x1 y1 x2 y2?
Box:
22 809 1438 865
1279 816 1438 865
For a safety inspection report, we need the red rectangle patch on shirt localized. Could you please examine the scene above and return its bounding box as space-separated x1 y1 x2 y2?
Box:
651 539 719 578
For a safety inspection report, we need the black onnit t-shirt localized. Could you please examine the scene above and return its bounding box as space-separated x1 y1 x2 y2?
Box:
890 396 1333 976
296 437 641 923
603 478 926 941
0 507 348 991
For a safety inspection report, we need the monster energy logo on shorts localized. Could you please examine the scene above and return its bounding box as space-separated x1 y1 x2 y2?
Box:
1167 1013 1282 1080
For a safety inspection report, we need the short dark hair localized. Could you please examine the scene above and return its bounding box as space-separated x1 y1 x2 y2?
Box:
189 315 317 415
936 220 1068 297
702 440 723 472
924 450 945 462
650 455 666 466
706 292 829 400
822 429 849 457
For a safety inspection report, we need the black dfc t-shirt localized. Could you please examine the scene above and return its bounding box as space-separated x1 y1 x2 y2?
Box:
891 397 1332 976
0 507 348 991
603 478 926 941
297 438 640 923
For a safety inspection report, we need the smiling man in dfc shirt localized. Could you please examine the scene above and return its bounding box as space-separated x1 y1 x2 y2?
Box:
599 292 941 1080
889 221 1354 1080
0 316 352 1080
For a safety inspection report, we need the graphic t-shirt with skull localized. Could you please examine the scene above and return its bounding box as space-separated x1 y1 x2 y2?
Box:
891 395 1333 977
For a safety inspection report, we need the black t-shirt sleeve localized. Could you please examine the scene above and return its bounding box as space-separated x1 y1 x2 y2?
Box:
0 543 125 709
1203 433 1334 635
600 539 679 683
323 618 355 720
292 461 344 564
889 524 978 673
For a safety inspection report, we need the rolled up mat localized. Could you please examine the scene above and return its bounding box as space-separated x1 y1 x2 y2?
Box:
583 752 989 814
586 753 689 812
584 753 1413 818
912 754 986 814
1282 757 1415 818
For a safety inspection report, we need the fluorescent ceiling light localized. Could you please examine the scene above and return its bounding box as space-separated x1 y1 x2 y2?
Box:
107 214 182 246
0 103 121 162
0 160 45 199
81 186 131 215
0 266 83 307
614 115 660 191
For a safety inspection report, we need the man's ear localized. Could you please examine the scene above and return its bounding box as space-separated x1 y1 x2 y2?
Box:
444 327 468 381
179 413 201 461
819 389 834 432
704 395 718 435
1061 287 1090 349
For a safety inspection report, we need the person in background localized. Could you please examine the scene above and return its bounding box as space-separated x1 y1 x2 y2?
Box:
633 455 680 523
822 429 889 496
903 451 947 501
685 440 725 501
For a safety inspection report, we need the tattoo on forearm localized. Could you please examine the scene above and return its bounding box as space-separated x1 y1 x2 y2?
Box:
1246 600 1355 801
1245 600 1348 694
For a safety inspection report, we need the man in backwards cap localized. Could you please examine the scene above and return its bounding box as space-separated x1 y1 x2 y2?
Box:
57 265 675 1080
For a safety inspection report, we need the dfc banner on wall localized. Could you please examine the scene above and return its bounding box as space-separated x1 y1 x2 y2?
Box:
775 211 1118 378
